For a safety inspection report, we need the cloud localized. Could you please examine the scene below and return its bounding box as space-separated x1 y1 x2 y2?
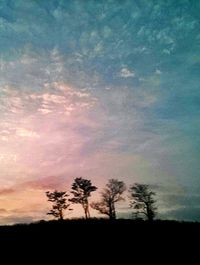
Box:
27 82 96 116
38 108 52 114
155 69 162 75
0 188 16 196
0 93 24 114
30 93 66 105
0 208 7 213
147 183 200 221
120 67 135 78
16 128 40 138
161 193 200 209
0 215 35 225
162 207 200 221
54 82 90 98
0 77 97 155
22 175 70 191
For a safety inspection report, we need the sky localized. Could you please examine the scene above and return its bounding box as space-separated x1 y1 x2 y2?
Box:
0 0 200 224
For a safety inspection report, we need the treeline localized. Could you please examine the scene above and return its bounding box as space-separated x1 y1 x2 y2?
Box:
46 178 157 221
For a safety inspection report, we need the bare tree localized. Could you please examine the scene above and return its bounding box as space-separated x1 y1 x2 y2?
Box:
91 179 126 219
129 183 157 221
46 190 72 220
70 177 97 219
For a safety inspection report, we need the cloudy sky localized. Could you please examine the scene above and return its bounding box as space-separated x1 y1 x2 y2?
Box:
0 0 200 224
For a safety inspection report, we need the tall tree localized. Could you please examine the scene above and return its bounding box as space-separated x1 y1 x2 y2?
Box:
129 183 157 221
70 177 97 219
91 179 126 219
46 190 72 220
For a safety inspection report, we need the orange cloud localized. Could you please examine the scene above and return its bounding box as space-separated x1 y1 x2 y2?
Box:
0 188 16 196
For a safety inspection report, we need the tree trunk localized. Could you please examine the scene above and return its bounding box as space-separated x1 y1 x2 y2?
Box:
108 201 113 219
146 205 153 222
84 204 90 219
112 202 116 220
109 202 116 220
112 210 116 220
84 208 88 219
59 209 63 220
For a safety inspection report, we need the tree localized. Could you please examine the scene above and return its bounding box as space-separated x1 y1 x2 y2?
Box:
91 179 126 220
46 190 72 220
129 183 157 221
70 177 97 219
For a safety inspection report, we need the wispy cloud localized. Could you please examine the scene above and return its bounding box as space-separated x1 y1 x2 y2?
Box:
120 67 135 78
15 128 40 138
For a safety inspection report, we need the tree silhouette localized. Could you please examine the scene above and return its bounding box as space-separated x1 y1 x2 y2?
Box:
91 179 126 219
129 183 157 221
69 177 97 219
46 190 72 220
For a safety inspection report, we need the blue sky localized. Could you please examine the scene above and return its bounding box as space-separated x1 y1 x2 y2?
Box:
0 0 200 223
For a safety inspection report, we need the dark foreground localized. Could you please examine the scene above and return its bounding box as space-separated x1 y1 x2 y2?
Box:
1 218 199 240
0 219 199 259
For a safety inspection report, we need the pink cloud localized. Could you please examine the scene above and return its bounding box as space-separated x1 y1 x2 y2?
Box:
23 175 70 190
0 188 16 196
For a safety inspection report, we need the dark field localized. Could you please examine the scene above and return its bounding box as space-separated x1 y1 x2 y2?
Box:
1 219 198 260
1 218 199 240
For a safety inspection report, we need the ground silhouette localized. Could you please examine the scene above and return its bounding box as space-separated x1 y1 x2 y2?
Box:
1 218 200 241
0 218 199 259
